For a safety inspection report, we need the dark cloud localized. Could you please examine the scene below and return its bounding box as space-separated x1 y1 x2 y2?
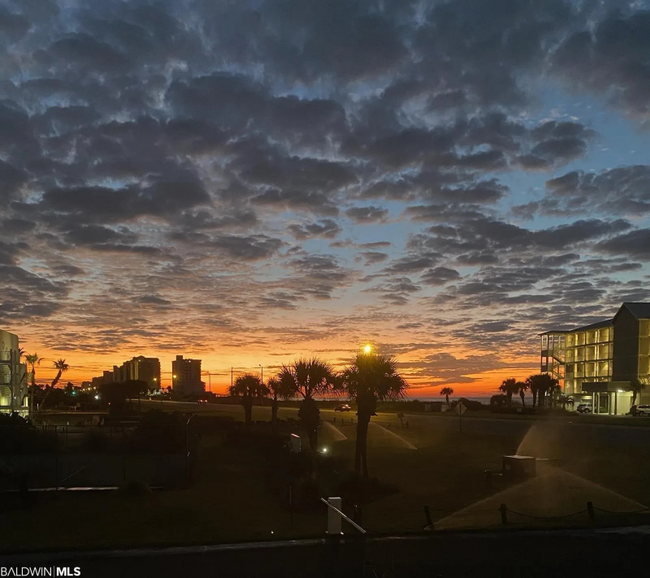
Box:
420 267 461 286
552 9 650 123
345 206 388 223
287 219 341 240
596 229 650 260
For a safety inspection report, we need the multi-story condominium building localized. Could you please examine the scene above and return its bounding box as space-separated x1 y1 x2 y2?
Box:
0 329 28 415
540 302 650 415
172 355 203 396
91 370 115 389
113 356 161 390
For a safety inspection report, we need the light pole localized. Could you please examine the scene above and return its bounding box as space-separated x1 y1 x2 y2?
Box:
259 364 263 384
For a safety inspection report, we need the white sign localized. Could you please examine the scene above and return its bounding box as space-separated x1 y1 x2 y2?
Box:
455 402 467 416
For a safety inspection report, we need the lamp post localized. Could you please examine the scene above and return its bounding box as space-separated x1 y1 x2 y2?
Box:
259 364 263 384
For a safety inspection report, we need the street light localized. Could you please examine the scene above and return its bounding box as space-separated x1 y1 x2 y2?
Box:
259 364 263 383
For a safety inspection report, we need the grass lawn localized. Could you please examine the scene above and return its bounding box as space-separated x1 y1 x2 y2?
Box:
5 409 650 554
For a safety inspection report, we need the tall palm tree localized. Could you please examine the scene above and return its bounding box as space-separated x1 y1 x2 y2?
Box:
40 359 70 411
229 374 269 429
526 374 558 410
277 358 339 451
498 378 518 406
50 359 69 388
267 376 293 430
517 381 528 408
342 352 407 478
440 387 454 407
24 353 43 388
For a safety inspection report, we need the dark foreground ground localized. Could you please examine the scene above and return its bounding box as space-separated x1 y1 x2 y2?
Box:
4 525 650 578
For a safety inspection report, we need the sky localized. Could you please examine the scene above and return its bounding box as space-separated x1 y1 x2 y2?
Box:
1 0 650 396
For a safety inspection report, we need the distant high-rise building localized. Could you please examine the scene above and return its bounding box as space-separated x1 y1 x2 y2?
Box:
172 355 203 396
0 329 28 415
112 356 161 390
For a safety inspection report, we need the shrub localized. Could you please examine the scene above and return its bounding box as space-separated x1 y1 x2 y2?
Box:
0 414 57 454
81 429 109 452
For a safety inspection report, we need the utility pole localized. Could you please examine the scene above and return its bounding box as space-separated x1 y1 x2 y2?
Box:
260 364 263 383
231 367 233 389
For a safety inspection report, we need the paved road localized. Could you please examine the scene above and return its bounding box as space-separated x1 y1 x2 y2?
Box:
140 399 650 448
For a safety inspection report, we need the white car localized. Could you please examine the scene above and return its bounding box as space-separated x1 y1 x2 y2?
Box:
635 404 650 416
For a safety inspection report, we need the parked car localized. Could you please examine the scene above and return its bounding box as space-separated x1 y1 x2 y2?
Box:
632 404 650 416
334 404 352 412
576 404 592 414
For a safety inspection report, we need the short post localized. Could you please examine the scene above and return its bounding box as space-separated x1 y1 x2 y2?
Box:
54 426 59 491
587 501 595 521
327 497 343 535
122 427 127 482
353 504 363 526
289 483 293 529
499 503 508 525
424 505 433 529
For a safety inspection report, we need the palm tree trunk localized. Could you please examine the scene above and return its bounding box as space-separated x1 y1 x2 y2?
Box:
445 394 449 406
507 392 512 407
520 392 525 408
271 398 278 430
532 390 537 409
51 370 63 389
355 412 372 478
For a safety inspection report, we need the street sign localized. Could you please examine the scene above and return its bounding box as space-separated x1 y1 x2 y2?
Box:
455 402 467 416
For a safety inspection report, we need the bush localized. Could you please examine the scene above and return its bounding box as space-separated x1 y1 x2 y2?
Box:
133 410 186 453
81 429 109 452
0 414 57 454
451 398 485 411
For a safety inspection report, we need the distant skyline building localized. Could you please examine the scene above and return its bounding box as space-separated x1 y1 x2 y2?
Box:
113 356 161 390
0 329 28 415
91 355 161 390
172 355 204 396
540 303 650 415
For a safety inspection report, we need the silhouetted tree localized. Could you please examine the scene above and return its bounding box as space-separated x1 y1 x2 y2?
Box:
229 374 269 429
50 359 69 388
278 358 339 451
517 381 528 407
440 387 454 407
498 378 518 406
267 376 293 430
342 352 407 478
526 374 559 409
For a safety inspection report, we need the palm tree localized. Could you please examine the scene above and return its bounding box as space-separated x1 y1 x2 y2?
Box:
39 359 70 411
50 359 69 389
267 376 293 430
342 352 407 478
526 374 559 410
517 381 528 408
440 387 454 407
229 374 269 429
629 378 648 406
277 358 339 451
498 378 518 407
24 353 43 388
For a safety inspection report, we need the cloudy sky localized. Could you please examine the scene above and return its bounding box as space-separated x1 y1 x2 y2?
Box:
1 0 650 395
